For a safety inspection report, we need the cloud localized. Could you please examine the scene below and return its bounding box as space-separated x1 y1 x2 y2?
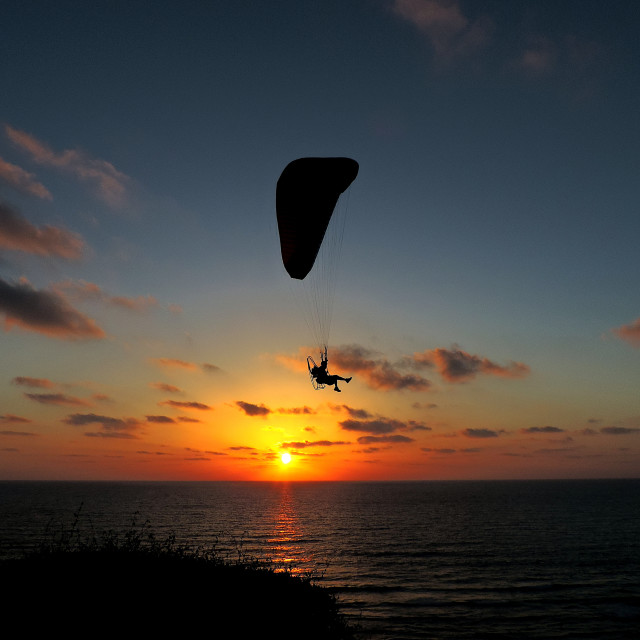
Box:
160 400 212 411
177 416 201 423
513 34 604 95
422 447 456 454
521 426 565 434
414 347 530 382
357 434 415 445
12 376 54 388
601 426 640 435
0 276 105 339
63 413 141 434
150 382 182 393
236 401 271 417
613 318 640 347
517 36 557 75
392 0 493 62
137 450 173 456
412 402 438 410
85 431 138 439
92 393 114 403
534 447 578 455
0 157 52 199
281 440 351 449
408 422 432 431
1 430 37 437
146 415 176 423
54 280 159 312
331 344 432 391
461 428 500 438
5 125 130 207
109 294 158 312
1 414 32 424
277 345 430 391
330 404 373 419
0 202 84 259
25 392 90 407
152 358 198 370
340 418 406 434
277 406 316 415
202 363 221 373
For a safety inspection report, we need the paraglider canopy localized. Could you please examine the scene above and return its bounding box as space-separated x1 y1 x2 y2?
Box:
276 157 359 280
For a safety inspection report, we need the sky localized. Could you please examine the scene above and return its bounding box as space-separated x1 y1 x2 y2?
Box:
1 0 639 481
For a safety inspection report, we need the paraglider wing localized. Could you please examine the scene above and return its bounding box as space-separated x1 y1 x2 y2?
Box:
276 157 359 280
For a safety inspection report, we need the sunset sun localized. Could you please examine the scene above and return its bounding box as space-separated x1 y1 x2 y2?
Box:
281 453 292 465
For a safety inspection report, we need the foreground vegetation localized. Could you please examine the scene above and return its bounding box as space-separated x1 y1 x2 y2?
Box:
1 515 358 639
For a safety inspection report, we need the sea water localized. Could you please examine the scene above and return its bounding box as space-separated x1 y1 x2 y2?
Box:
1 480 638 639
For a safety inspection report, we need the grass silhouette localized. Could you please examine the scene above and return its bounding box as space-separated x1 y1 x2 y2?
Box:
1 510 359 639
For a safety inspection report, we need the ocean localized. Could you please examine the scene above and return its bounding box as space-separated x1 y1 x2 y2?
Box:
1 479 638 639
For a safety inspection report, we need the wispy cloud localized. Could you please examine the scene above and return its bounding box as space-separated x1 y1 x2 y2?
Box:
1 414 32 424
413 347 530 382
0 201 84 259
12 376 54 388
281 440 351 449
357 434 415 445
152 358 198 370
514 33 604 94
516 36 557 75
340 418 407 434
63 413 141 436
461 428 500 438
392 0 493 63
84 431 138 439
92 393 114 404
613 317 640 347
339 414 431 440
1 430 36 437
0 157 52 200
521 426 565 434
146 415 176 423
0 276 105 340
331 344 432 391
276 345 430 391
25 392 90 407
236 401 271 417
277 406 316 415
5 125 130 207
54 280 158 312
151 358 217 373
159 400 212 411
330 404 373 419
601 426 640 435
150 382 182 393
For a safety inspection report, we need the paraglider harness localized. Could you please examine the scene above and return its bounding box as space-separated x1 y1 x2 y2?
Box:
307 347 328 390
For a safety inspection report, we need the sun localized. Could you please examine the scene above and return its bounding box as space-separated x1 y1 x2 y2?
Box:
281 452 292 465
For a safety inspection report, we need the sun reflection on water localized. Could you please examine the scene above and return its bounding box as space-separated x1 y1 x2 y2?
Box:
267 483 313 576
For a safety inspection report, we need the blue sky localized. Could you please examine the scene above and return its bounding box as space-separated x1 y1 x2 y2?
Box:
1 1 639 480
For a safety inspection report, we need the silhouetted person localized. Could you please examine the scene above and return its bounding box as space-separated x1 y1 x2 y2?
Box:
311 349 352 392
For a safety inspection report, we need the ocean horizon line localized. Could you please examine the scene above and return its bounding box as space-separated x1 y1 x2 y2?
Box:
1 477 638 484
